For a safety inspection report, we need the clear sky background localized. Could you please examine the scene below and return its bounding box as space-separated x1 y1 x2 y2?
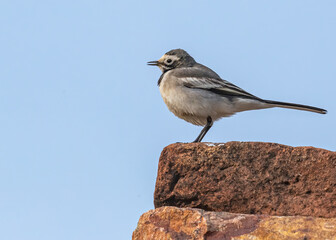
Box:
0 1 335 239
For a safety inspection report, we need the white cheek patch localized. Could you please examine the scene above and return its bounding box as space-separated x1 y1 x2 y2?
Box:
167 55 180 61
159 54 180 64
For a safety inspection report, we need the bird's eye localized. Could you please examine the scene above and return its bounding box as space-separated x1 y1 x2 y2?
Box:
166 59 173 64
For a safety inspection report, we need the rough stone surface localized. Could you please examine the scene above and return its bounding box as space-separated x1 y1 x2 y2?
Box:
132 206 336 240
154 142 336 217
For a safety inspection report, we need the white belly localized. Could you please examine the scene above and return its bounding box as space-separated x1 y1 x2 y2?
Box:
159 74 235 126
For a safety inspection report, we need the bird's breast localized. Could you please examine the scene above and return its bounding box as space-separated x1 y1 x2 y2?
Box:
158 72 232 126
159 73 188 117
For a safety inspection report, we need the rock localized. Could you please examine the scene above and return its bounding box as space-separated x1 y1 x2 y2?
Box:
132 206 336 240
154 142 336 217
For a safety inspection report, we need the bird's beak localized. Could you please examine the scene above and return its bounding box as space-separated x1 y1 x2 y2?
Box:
147 60 159 66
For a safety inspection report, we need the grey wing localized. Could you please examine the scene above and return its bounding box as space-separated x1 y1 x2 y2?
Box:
182 77 260 99
175 65 262 100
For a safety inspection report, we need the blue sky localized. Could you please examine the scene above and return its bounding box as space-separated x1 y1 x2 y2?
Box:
0 1 335 239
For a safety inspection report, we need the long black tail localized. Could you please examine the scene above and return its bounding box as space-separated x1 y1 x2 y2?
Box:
263 99 327 114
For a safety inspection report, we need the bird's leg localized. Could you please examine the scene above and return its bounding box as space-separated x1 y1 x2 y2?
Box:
193 116 213 142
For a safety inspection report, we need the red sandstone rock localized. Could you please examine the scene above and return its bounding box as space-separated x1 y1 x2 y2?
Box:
132 206 336 240
154 142 336 217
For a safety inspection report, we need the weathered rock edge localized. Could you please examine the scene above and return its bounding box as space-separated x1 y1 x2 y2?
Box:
132 206 336 240
154 142 336 217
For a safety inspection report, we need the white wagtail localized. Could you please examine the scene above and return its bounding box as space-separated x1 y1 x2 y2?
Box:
148 49 327 142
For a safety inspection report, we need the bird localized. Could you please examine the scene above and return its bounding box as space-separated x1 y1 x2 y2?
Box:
148 49 327 142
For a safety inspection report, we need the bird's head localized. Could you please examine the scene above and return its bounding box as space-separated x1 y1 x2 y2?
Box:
147 49 196 73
